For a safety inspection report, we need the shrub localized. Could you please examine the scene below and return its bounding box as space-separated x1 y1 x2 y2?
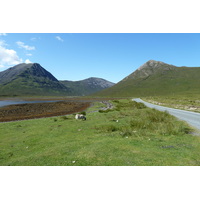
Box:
60 116 68 120
96 124 118 132
130 119 148 129
116 101 146 111
79 111 86 116
146 109 170 123
134 102 147 109
98 109 113 113
119 131 133 137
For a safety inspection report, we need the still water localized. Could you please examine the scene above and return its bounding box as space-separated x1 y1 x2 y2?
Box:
0 100 58 108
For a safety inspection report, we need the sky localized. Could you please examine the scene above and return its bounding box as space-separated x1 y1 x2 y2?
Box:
0 33 200 83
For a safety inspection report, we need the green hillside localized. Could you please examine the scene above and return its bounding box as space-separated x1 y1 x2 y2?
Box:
95 60 200 97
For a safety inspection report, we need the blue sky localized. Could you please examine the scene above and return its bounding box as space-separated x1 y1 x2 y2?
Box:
0 33 200 83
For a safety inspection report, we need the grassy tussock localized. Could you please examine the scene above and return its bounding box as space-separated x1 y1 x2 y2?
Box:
96 100 191 138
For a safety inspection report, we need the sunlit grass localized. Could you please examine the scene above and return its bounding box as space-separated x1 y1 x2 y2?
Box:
0 99 200 166
144 94 200 112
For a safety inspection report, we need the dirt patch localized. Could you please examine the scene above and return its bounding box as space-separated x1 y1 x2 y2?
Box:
0 101 90 122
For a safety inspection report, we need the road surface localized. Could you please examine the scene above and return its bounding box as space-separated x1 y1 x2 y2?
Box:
133 98 200 132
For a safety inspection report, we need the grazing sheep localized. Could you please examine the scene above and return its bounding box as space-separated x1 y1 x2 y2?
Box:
75 114 86 120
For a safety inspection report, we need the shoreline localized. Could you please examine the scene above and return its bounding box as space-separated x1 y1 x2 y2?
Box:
0 101 91 122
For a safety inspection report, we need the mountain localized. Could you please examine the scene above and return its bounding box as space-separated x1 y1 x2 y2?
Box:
0 63 72 96
0 63 115 97
95 60 200 97
60 77 115 96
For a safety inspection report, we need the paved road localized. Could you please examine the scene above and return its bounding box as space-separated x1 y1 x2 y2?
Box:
133 98 200 132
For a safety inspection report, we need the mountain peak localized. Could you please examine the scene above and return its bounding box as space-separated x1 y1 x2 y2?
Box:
60 77 115 96
96 60 200 97
138 60 170 71
121 60 176 82
0 62 72 96
83 77 115 88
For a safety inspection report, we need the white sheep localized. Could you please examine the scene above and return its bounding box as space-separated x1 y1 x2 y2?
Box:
75 114 86 120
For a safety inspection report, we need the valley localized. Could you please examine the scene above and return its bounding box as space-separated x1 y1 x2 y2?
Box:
0 60 200 166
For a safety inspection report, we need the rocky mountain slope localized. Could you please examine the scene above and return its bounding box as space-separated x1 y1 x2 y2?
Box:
0 63 72 96
0 63 114 97
95 60 200 97
61 77 115 96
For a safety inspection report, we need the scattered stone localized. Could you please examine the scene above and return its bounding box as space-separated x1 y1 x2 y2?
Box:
161 145 175 149
9 152 13 157
188 132 200 136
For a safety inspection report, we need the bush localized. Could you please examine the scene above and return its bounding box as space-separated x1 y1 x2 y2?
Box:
96 124 118 132
119 131 133 137
115 101 146 111
79 111 86 116
60 116 68 120
133 102 147 109
98 109 113 113
130 119 149 129
146 109 170 123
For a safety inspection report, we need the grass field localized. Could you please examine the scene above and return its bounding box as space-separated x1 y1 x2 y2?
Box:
0 99 200 166
143 94 200 113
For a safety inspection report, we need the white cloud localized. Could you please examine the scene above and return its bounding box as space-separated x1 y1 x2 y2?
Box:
55 36 64 42
30 37 41 41
0 33 7 36
26 53 32 56
16 41 35 50
30 37 37 41
0 40 22 68
0 40 7 46
25 59 32 64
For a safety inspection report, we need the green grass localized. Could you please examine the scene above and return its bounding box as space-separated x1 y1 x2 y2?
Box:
0 99 200 166
143 94 200 113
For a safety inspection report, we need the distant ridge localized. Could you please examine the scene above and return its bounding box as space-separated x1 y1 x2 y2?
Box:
60 77 115 96
95 60 200 97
